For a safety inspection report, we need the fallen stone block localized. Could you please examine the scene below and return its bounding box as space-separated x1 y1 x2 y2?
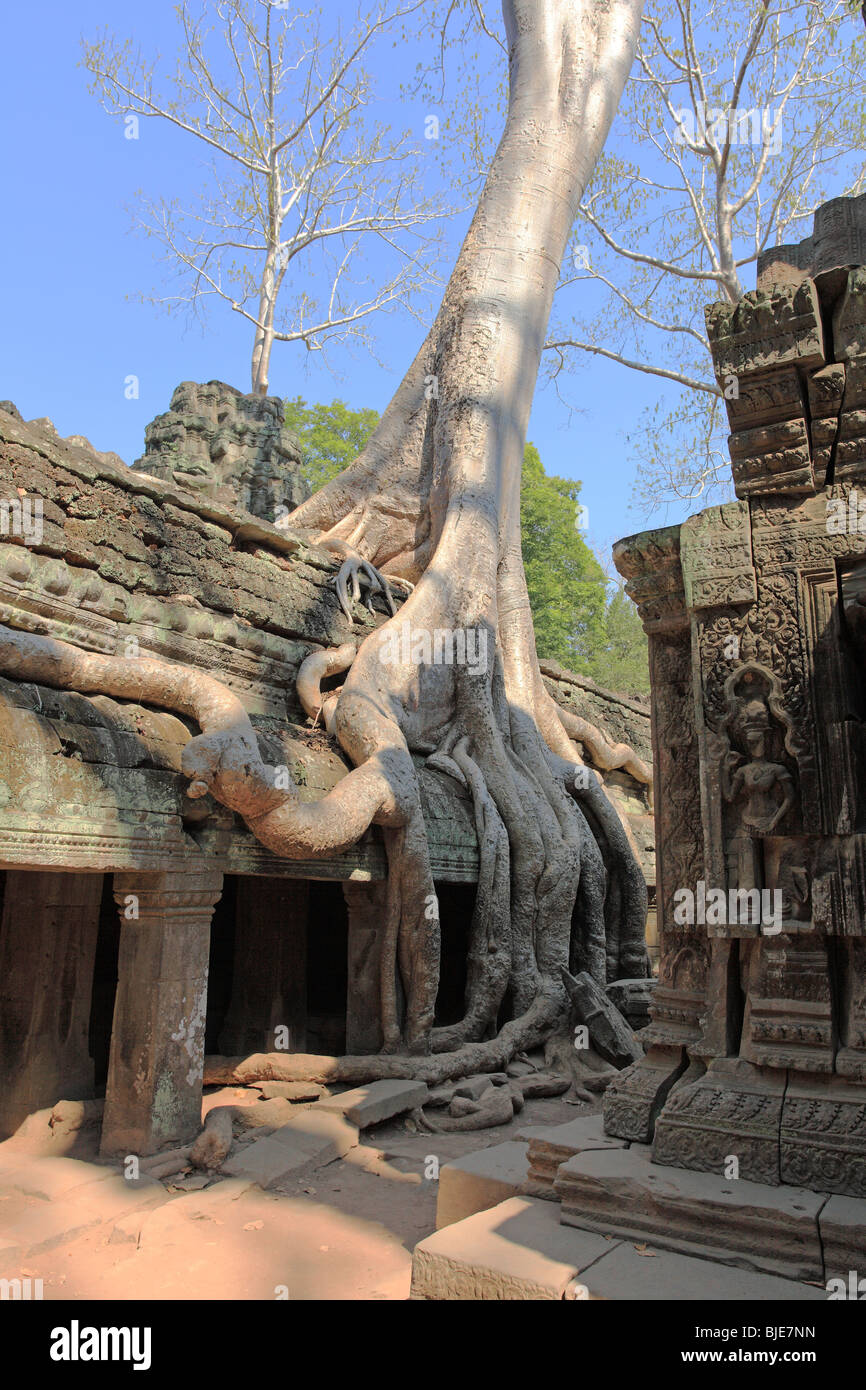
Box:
423 1085 514 1132
436 1141 530 1229
412 1195 612 1300
556 1146 826 1281
523 1113 628 1200
272 1109 358 1157
318 1079 428 1128
562 969 643 1068
426 1074 508 1107
223 1110 358 1188
222 1135 320 1190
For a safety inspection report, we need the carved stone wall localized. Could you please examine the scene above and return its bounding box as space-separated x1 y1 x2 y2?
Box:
608 194 866 1197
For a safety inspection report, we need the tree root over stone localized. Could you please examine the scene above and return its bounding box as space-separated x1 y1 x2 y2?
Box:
0 0 648 1087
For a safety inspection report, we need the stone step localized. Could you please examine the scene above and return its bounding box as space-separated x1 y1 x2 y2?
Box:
436 1141 529 1229
413 1196 610 1299
819 1194 866 1282
411 1196 827 1301
522 1114 628 1200
555 1146 826 1281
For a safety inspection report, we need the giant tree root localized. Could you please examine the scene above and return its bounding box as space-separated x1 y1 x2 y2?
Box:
415 1084 515 1133
205 1037 539 1091
552 698 652 787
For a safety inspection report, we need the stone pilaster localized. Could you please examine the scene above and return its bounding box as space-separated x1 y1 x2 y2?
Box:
100 867 223 1158
605 528 708 1142
218 876 308 1056
343 880 387 1055
0 870 103 1138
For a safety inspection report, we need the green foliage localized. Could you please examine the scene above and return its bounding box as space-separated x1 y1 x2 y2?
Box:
284 397 380 494
285 398 648 695
519 443 606 671
589 586 650 698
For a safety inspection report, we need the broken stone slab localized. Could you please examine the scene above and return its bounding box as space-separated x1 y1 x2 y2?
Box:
412 1195 613 1300
819 1193 866 1282
318 1079 428 1128
436 1142 530 1230
221 1135 323 1190
580 1239 826 1302
454 1073 508 1097
522 1113 628 1200
222 1110 358 1188
555 1146 825 1281
562 968 643 1068
422 1084 514 1133
506 1060 537 1079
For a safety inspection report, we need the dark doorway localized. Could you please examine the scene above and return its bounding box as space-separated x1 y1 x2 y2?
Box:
88 874 119 1089
205 875 238 1054
306 881 348 1054
434 882 476 1027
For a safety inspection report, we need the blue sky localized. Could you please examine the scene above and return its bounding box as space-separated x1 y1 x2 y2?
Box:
1 2 722 564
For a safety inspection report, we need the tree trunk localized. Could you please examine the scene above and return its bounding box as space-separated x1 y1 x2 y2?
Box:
0 0 647 1079
251 249 277 395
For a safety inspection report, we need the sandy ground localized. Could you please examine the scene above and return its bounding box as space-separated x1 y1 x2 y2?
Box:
0 1092 592 1301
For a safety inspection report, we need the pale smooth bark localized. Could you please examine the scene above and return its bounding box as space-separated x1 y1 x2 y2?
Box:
5 0 648 1079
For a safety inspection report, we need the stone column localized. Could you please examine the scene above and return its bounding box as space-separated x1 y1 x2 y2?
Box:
605 527 708 1142
100 867 223 1158
218 876 308 1056
0 870 103 1139
343 880 387 1055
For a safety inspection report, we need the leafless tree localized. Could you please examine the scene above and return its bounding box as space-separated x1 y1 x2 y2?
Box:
545 0 866 510
9 0 650 1080
83 0 446 395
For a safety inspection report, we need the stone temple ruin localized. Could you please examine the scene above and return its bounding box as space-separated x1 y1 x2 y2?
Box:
410 194 866 1297
0 386 653 1176
6 195 866 1300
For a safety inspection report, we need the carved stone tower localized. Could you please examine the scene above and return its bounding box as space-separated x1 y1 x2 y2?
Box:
608 193 866 1200
135 380 309 521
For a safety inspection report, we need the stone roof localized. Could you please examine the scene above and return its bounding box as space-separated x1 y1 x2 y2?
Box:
0 401 652 887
